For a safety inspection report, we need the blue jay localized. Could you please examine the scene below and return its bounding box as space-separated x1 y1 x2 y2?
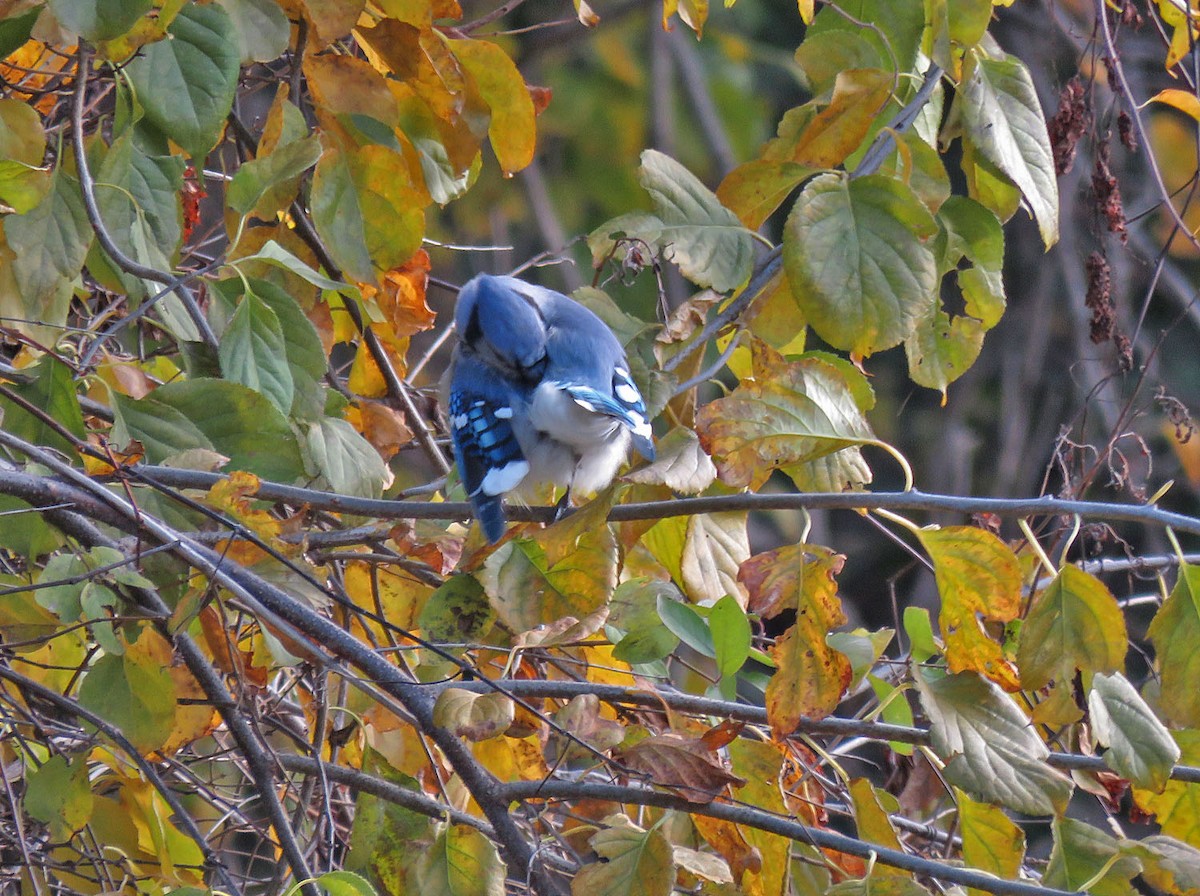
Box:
448 274 655 542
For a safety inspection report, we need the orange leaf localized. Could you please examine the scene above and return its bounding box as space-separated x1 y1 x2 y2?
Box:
740 544 852 730
377 250 435 336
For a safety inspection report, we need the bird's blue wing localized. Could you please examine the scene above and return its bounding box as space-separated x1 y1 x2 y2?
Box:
561 367 655 461
449 360 530 543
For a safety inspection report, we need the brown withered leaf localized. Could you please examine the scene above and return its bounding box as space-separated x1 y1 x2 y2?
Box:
700 719 745 751
614 732 747 802
548 695 625 765
528 85 553 115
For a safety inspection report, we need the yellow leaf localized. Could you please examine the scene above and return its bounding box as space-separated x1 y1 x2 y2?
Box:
957 787 1026 896
278 0 365 48
849 778 904 854
304 53 398 142
451 38 537 175
1135 730 1200 848
1148 88 1200 122
696 345 876 490
344 561 433 634
790 69 894 168
206 471 281 543
727 739 788 894
918 526 1021 690
798 0 814 22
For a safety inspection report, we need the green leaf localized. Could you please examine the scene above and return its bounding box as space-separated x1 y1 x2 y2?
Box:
300 416 389 499
81 581 123 656
94 127 185 260
218 288 295 414
1089 671 1179 793
1148 563 1200 728
418 575 496 643
414 824 505 896
217 0 290 63
957 50 1059 249
1044 818 1141 896
3 163 92 311
311 146 376 284
226 135 322 217
793 30 882 96
78 639 177 753
126 2 241 159
696 346 877 490
572 815 674 896
112 391 216 463
637 149 755 292
346 753 431 889
916 670 1073 816
0 495 63 559
905 196 1007 395
657 595 715 659
47 0 151 40
1 355 86 457
152 378 306 481
24 755 94 840
711 594 751 690
236 239 362 299
0 99 50 167
0 99 50 214
804 0 924 77
784 172 938 357
314 871 377 896
1017 565 1127 691
0 5 43 57
34 552 88 621
234 278 327 419
609 579 682 665
0 160 50 215
904 307 986 398
639 150 754 292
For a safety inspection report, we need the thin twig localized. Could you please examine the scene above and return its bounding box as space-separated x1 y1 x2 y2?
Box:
71 47 218 349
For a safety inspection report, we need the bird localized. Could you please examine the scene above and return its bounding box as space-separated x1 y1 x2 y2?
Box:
447 273 655 543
